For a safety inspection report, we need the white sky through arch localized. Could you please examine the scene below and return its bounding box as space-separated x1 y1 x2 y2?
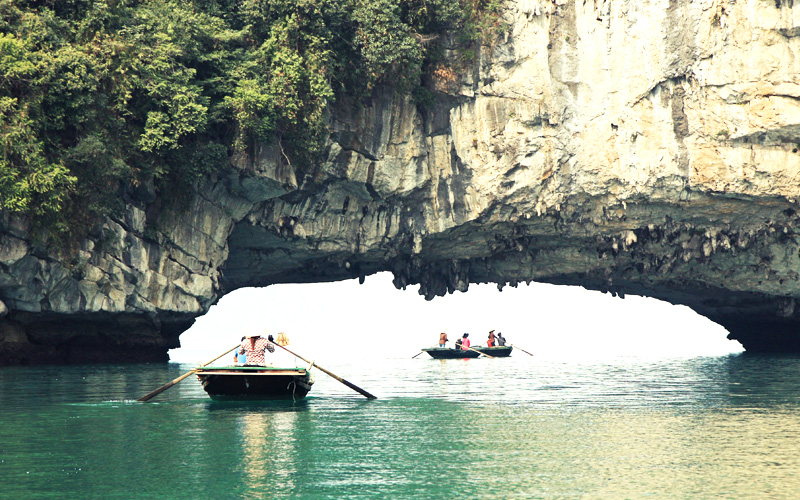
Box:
170 272 744 364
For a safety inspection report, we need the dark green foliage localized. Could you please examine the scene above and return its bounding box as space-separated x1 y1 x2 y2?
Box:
0 0 504 241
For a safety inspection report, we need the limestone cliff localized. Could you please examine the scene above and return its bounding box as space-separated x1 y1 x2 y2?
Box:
3 0 800 363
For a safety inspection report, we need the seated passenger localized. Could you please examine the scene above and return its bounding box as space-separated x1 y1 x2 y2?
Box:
234 336 247 363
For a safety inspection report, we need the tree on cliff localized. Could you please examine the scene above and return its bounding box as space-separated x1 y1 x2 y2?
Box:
0 0 502 245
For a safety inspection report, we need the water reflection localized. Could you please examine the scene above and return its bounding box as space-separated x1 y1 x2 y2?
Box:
725 354 800 408
237 409 299 495
371 353 800 410
2 354 800 499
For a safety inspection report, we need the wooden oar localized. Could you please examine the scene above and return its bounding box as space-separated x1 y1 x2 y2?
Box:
411 350 425 359
510 344 534 356
275 344 377 399
137 344 239 402
468 346 495 358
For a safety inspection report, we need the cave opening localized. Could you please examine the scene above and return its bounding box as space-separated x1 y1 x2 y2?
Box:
170 273 743 364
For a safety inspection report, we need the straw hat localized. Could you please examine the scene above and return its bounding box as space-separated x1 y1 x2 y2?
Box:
244 327 262 339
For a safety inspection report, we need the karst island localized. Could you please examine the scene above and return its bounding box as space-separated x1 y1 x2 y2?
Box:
2 0 800 364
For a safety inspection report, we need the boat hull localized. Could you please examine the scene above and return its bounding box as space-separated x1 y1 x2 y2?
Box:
473 346 513 357
422 348 480 359
195 366 314 400
422 346 514 358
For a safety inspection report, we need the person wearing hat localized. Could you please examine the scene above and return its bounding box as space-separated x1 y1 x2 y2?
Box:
487 330 496 347
460 333 471 350
238 333 275 365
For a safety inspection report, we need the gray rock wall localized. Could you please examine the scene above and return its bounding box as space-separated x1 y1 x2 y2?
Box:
3 0 800 363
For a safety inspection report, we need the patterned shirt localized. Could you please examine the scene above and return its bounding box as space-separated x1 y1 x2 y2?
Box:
239 337 275 365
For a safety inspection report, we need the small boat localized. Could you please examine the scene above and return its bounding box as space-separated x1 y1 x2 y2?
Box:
421 346 513 359
195 365 314 400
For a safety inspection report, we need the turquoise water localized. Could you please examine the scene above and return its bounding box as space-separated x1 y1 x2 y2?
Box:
2 354 800 499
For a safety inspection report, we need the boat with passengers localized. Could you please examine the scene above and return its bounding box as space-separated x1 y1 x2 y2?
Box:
421 345 513 359
195 365 314 400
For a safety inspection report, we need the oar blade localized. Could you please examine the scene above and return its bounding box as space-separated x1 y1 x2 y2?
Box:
276 344 377 399
137 381 176 402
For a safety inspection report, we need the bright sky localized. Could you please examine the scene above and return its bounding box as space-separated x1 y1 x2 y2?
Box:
170 272 744 364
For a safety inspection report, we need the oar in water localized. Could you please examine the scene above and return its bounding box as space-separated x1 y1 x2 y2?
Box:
137 345 239 402
275 344 377 399
411 350 425 359
510 344 534 356
468 346 495 358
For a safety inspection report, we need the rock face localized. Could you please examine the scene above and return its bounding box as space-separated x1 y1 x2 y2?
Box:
3 0 800 363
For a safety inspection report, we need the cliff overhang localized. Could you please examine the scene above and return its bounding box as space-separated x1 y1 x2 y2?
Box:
4 0 800 363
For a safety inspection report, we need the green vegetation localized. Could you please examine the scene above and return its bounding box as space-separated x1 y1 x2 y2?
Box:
0 0 503 243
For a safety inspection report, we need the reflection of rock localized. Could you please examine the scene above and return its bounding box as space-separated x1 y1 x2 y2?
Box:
4 0 800 362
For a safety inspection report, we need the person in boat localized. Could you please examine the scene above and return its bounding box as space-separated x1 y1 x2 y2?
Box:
239 334 275 365
455 337 462 350
496 332 506 346
460 333 471 350
274 332 290 347
234 336 247 363
439 332 449 347
487 330 496 347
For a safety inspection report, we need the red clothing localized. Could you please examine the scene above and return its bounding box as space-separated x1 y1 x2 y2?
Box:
239 337 275 365
461 339 471 350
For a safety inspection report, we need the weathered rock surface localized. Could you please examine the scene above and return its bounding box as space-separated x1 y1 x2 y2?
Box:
4 0 800 363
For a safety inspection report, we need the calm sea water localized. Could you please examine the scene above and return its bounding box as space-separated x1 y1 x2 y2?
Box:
2 353 800 499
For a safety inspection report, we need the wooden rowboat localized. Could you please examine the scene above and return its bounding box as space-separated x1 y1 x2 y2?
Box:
195 365 314 400
421 346 513 359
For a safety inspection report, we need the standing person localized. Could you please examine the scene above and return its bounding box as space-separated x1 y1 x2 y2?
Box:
439 332 449 348
239 334 275 365
496 332 506 346
460 333 471 350
487 330 496 347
